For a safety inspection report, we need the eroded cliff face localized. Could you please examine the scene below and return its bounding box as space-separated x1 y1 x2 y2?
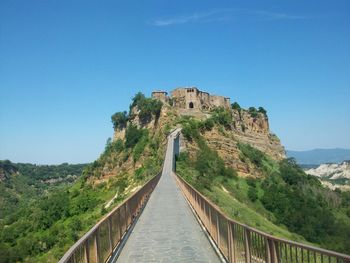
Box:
177 108 285 177
94 105 176 184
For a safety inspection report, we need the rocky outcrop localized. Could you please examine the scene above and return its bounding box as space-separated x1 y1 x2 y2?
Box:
178 108 285 177
232 110 285 160
0 161 18 182
306 161 350 180
305 161 350 191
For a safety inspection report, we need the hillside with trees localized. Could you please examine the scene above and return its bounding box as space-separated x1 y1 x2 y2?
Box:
175 112 350 254
0 93 169 263
2 91 349 262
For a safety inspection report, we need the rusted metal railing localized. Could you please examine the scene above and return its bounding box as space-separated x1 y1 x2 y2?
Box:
175 173 350 263
59 173 161 263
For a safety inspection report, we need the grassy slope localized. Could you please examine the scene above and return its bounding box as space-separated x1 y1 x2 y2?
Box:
175 112 350 253
176 161 309 243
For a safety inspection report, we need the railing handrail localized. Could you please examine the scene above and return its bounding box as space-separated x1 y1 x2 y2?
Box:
175 172 350 261
59 172 161 263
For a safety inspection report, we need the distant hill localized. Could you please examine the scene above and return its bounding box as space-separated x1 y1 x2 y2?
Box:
286 148 350 165
0 160 87 220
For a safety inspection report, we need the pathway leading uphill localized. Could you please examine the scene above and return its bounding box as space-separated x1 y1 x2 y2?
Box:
115 129 220 263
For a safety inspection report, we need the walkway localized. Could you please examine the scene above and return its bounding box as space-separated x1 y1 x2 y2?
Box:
115 130 220 263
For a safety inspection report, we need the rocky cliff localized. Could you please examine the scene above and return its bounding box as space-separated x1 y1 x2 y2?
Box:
177 107 285 177
305 161 350 191
109 90 285 179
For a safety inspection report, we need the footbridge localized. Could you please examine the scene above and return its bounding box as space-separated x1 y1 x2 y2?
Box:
60 129 350 263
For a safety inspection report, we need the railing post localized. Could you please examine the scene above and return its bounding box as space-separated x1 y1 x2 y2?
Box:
216 213 220 247
232 224 237 263
228 222 233 263
94 231 100 263
84 241 89 263
209 206 213 238
108 218 113 254
244 228 251 263
266 238 278 263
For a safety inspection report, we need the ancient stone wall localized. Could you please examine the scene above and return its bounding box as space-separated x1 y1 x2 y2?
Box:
169 87 230 111
151 91 168 103
209 95 231 109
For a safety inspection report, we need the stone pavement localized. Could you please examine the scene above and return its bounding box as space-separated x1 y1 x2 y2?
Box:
115 130 220 263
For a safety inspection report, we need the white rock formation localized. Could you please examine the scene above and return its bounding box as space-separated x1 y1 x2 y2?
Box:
306 161 350 180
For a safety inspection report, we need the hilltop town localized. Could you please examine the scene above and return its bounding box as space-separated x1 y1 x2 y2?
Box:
152 87 231 111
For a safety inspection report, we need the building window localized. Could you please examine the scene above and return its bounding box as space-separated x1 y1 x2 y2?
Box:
189 102 194 109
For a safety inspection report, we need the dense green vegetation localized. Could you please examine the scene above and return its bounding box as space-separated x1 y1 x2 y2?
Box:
175 118 350 253
176 147 308 243
111 92 162 129
248 106 267 118
231 101 241 111
0 92 166 262
129 92 163 121
0 161 86 220
111 111 128 129
179 107 233 141
0 161 89 262
0 175 130 262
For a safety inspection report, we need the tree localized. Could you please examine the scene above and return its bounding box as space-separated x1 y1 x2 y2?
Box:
130 92 146 112
129 92 163 121
211 107 232 128
258 107 267 116
138 98 163 120
231 102 241 111
111 111 128 129
248 107 259 118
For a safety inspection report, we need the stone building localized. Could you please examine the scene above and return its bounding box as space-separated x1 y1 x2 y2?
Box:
152 87 230 111
151 91 168 103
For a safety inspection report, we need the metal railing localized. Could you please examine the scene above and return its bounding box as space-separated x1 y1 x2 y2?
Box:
174 173 350 263
59 173 161 263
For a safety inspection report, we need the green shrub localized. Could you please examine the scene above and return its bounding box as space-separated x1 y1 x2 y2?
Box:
258 107 267 116
231 102 241 111
139 98 163 120
133 130 149 163
195 142 237 189
238 143 265 167
248 107 259 118
129 92 145 113
130 92 163 121
246 177 257 187
134 167 145 181
211 107 232 128
182 120 200 141
125 125 145 148
111 111 128 129
248 187 258 202
198 118 215 132
112 139 124 152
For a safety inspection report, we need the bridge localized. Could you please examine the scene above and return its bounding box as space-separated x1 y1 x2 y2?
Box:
59 129 350 263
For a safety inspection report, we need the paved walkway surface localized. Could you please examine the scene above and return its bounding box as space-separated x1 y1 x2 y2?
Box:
115 130 220 263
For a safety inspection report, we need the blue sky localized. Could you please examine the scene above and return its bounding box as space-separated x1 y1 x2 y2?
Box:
1 0 349 164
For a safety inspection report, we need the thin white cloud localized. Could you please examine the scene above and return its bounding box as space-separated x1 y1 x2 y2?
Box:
152 9 230 26
151 8 310 26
